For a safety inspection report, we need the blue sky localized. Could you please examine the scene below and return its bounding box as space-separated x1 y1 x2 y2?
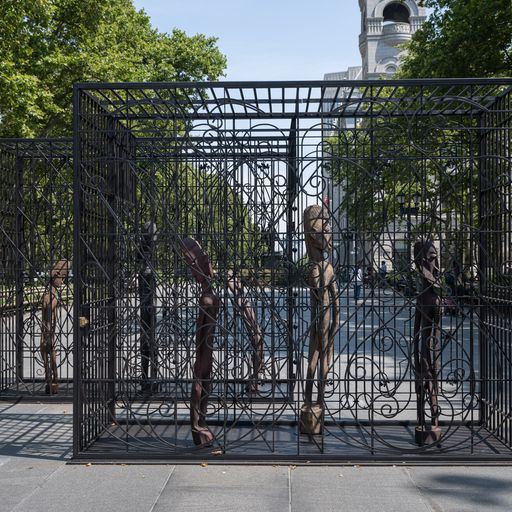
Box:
132 0 362 80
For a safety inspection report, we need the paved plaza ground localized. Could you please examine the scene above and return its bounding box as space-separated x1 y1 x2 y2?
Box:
1 401 512 512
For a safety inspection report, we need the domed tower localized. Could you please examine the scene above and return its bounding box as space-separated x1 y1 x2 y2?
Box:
359 0 427 78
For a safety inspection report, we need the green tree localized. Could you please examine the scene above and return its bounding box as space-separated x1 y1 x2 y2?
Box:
134 152 268 278
399 0 512 78
0 0 226 137
326 103 480 272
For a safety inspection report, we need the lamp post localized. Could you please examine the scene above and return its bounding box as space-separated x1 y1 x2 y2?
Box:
396 191 421 295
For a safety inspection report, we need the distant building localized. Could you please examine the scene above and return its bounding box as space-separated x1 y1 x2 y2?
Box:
323 1 427 271
359 0 427 79
325 1 426 84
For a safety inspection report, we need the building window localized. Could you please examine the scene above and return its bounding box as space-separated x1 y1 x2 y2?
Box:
383 2 411 24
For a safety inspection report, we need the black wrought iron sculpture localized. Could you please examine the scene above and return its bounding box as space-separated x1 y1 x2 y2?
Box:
413 239 442 446
41 259 70 395
138 221 158 393
71 80 512 462
180 237 219 446
300 205 340 434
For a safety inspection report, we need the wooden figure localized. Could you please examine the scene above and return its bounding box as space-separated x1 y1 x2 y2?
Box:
41 259 70 395
227 271 263 393
181 237 219 446
300 205 340 434
413 240 442 446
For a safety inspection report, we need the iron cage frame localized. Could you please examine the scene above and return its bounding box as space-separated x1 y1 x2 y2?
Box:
73 79 512 462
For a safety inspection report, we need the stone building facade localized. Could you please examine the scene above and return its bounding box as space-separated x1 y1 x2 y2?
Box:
359 0 426 79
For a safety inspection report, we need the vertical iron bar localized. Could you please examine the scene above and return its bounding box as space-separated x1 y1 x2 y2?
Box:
478 112 488 430
73 84 83 456
15 154 24 386
286 116 298 400
107 116 117 421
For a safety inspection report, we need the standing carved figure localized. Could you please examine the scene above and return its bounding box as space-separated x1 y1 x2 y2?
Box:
41 259 70 395
138 221 158 393
181 237 219 446
300 205 340 434
227 271 263 392
413 240 442 445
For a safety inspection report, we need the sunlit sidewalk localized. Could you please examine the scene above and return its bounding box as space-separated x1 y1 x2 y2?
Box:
1 401 512 512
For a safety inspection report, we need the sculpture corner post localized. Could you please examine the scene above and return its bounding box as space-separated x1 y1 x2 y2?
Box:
15 151 24 386
72 83 83 458
106 114 117 423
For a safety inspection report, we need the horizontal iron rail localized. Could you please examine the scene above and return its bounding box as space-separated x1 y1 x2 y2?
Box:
74 79 512 89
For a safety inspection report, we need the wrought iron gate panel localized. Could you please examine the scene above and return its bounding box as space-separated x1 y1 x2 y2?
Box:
74 90 137 452
480 87 512 448
0 139 73 399
73 80 512 462
0 144 17 393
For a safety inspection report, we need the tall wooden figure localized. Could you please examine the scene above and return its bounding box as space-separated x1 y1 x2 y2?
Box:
181 237 219 446
227 271 263 392
413 240 442 445
300 205 340 434
41 259 70 395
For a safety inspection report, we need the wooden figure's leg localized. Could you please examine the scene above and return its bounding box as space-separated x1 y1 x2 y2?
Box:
428 309 441 429
304 294 320 405
412 305 422 424
50 343 59 394
317 294 331 405
41 334 51 394
191 298 217 446
301 292 323 435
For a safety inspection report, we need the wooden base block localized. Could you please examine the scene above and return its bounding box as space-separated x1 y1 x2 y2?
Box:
45 383 58 395
245 381 259 394
192 427 215 447
415 425 442 446
299 404 323 435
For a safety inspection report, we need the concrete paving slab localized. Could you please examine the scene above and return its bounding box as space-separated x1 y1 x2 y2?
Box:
0 458 63 512
35 404 73 415
293 496 430 512
0 403 48 415
10 465 175 512
406 467 512 512
290 466 431 512
153 465 290 512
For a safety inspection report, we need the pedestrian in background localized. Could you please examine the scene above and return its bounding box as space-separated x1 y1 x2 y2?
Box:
379 260 387 287
353 263 363 301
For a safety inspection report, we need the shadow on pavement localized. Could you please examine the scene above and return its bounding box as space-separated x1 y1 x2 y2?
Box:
423 473 512 509
0 403 72 461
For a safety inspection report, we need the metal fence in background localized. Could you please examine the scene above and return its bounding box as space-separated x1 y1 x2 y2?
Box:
0 139 73 400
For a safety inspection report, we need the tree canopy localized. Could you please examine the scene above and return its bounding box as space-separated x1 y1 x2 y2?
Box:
0 0 227 137
399 0 512 78
325 104 479 272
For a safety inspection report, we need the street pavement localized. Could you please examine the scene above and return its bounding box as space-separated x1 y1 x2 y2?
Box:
1 402 512 512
